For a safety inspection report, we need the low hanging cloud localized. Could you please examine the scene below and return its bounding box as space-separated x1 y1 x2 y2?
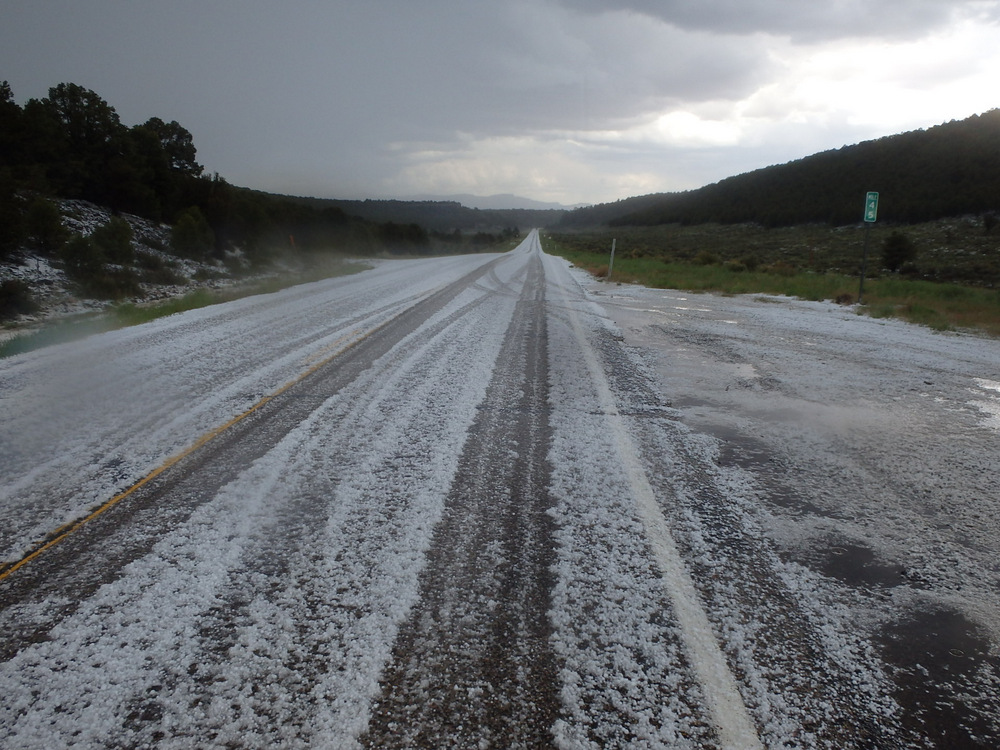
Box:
560 0 999 42
373 0 1000 200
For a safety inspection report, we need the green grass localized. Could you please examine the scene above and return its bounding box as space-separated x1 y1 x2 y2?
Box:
545 231 1000 337
547 218 1000 287
1 258 368 359
110 289 227 327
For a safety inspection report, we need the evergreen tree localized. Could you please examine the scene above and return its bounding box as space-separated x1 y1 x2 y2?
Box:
35 84 126 201
140 117 202 176
0 81 23 170
0 168 24 259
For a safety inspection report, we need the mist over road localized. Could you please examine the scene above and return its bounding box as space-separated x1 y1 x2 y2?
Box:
2 232 998 747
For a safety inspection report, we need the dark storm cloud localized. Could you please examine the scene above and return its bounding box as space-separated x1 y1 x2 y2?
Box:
2 0 997 202
0 1 769 138
442 8 771 132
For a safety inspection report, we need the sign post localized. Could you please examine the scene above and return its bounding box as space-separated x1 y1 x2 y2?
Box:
858 191 878 304
607 238 616 281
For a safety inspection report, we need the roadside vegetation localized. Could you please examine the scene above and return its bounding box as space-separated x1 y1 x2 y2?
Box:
548 111 1000 336
544 220 1000 337
1 230 523 359
0 80 520 295
0 259 366 359
559 111 1000 230
1 79 531 357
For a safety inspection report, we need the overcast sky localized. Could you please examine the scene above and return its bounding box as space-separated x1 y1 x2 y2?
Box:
3 1 999 206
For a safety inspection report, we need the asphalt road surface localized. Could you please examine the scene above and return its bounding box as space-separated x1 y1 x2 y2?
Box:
2 231 998 748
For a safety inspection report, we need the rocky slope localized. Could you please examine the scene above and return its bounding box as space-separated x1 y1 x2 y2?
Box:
1 200 255 340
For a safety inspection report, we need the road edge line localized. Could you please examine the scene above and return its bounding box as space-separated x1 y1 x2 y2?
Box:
0 321 392 582
551 255 764 749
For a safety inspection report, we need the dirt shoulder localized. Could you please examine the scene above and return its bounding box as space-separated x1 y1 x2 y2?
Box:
592 279 1000 745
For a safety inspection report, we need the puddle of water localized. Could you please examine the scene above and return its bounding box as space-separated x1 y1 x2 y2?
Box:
878 608 1000 748
671 396 711 410
969 378 1000 431
679 417 828 517
817 543 906 588
975 378 1000 393
713 427 775 472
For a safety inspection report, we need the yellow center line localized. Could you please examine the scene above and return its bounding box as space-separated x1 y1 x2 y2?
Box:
0 320 392 582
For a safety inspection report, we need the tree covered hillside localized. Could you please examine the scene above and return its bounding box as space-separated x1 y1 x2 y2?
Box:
0 81 436 269
559 110 1000 229
283 195 563 235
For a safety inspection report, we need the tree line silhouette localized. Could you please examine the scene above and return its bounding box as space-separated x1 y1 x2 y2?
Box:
558 110 1000 229
0 80 430 263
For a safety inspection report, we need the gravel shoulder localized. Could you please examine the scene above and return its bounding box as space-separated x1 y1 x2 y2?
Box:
589 280 1000 746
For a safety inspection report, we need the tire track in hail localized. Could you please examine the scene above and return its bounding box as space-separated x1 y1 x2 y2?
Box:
111 284 511 747
0 254 508 664
361 251 560 748
133 278 508 742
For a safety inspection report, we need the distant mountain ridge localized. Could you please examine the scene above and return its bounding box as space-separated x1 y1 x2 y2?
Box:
411 193 588 211
559 110 1000 229
272 194 568 233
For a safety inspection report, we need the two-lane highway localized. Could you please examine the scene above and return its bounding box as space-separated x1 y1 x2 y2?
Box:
2 231 998 747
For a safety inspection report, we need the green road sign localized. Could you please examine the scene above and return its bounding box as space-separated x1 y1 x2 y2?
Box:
864 191 879 222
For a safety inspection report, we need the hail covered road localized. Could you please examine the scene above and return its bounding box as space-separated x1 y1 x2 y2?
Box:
1 231 998 748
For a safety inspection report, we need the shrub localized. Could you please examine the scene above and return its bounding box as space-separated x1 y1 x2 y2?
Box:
25 198 67 255
138 233 168 252
171 207 215 259
882 231 917 272
0 169 25 260
60 234 105 277
694 250 720 265
0 279 39 319
90 217 134 265
80 267 143 300
58 232 140 299
135 251 185 285
765 261 798 277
